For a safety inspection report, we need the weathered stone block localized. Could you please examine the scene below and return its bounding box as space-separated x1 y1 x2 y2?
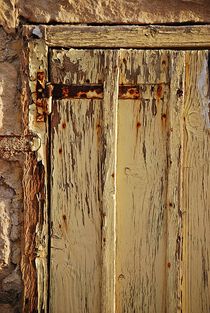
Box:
0 158 23 310
0 0 16 33
0 62 22 135
18 0 210 25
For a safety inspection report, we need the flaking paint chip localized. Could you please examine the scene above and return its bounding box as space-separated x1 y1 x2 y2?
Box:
32 26 43 38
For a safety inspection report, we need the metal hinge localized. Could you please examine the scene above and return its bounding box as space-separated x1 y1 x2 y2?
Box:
36 71 53 122
35 70 166 122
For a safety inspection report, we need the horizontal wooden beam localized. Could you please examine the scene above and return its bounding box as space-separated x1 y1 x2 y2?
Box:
33 25 210 48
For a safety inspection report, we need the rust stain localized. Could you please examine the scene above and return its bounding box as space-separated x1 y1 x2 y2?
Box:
37 83 171 105
157 84 163 99
119 85 140 99
36 70 47 122
51 105 61 129
52 84 103 100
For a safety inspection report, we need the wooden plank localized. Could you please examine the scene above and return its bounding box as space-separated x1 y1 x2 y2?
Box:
50 49 118 313
101 50 119 313
115 50 170 312
182 50 210 313
21 39 49 313
166 51 185 313
38 25 210 48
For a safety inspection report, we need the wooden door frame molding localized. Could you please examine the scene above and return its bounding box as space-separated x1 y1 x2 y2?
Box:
21 24 210 313
24 24 210 48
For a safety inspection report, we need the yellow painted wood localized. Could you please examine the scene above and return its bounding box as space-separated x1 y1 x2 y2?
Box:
49 47 210 313
182 50 210 313
115 50 170 312
41 25 210 48
50 49 118 313
166 51 185 313
27 39 49 313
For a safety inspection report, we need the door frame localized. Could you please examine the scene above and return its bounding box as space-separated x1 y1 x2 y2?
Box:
21 25 210 313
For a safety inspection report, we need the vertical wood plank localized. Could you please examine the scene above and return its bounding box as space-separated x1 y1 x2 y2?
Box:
50 98 103 313
24 39 49 313
166 51 185 313
115 50 170 312
182 50 210 313
50 49 118 313
101 50 119 313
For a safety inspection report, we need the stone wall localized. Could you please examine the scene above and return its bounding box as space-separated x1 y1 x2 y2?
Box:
0 25 23 313
0 0 209 312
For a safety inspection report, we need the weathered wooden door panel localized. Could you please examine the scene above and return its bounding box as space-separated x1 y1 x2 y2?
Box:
115 50 170 313
182 51 210 313
50 49 118 313
49 48 210 313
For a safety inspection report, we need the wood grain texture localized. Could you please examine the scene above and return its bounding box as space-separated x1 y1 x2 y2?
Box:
182 50 210 313
115 50 170 312
50 49 118 313
41 25 210 49
21 39 49 313
166 51 184 313
49 47 210 313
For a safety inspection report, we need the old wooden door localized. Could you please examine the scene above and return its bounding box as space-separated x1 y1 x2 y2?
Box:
49 49 210 313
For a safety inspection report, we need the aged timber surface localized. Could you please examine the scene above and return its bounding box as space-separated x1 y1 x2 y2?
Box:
50 49 118 313
182 51 210 313
166 51 184 313
42 25 210 48
115 50 170 313
49 47 210 313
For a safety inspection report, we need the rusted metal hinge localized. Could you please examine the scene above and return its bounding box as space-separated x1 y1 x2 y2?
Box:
36 71 53 122
35 70 165 122
36 70 105 122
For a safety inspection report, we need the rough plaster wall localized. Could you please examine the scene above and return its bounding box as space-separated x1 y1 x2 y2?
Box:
0 26 23 313
0 158 23 313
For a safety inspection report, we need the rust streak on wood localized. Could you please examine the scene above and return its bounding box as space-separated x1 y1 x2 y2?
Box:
52 84 103 99
119 85 140 99
40 83 169 101
36 70 47 122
